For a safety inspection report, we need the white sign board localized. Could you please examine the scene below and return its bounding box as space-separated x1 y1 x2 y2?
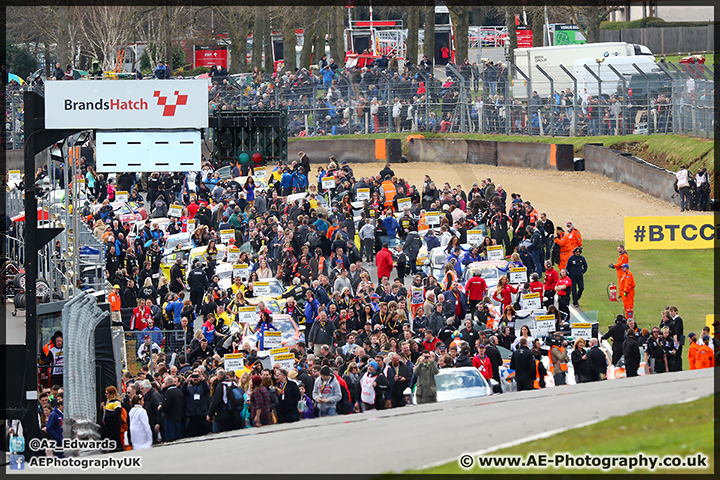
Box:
45 79 209 129
234 263 250 282
322 176 336 189
186 219 197 233
220 229 235 244
96 130 202 173
227 246 240 263
253 281 272 296
8 170 21 186
356 188 370 201
396 197 411 211
508 267 528 284
467 229 483 245
272 352 296 371
253 167 266 180
263 331 283 350
115 191 129 203
486 245 504 261
237 306 256 324
425 211 440 226
168 204 183 218
535 315 557 337
522 292 542 310
571 322 593 340
223 353 244 372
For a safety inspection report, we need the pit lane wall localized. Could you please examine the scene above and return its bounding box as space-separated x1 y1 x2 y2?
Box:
407 138 575 171
583 144 680 206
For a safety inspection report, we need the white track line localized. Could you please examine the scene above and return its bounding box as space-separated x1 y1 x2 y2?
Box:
413 394 709 472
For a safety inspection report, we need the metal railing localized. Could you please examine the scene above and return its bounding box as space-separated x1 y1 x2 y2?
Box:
121 329 190 377
205 61 713 139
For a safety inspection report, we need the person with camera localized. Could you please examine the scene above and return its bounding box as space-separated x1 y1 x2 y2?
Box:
414 351 439 404
182 370 210 437
602 315 628 366
548 331 569 386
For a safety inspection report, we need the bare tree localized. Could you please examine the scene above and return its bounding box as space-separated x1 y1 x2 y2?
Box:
448 5 471 64
328 5 345 68
79 5 135 71
212 6 250 73
406 9 420 66
423 5 435 67
566 2 623 43
281 9 298 73
299 8 315 69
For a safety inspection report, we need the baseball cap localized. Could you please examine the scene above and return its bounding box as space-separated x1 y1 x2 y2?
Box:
702 335 710 342
477 343 486 348
371 293 380 299
621 263 629 268
688 332 696 339
566 222 573 227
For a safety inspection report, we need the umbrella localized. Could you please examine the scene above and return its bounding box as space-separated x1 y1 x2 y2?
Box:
196 72 210 79
8 73 26 85
11 208 50 222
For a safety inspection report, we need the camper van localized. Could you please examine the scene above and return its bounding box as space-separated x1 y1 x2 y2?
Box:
513 42 654 98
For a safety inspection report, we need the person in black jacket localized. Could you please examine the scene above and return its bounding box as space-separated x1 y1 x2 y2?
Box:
586 338 608 381
389 354 412 407
140 380 164 444
158 376 185 442
455 346 474 368
485 337 503 393
622 329 641 377
509 338 535 391
566 247 588 307
182 372 210 437
207 371 240 432
601 315 627 366
570 338 591 383
275 368 301 423
187 260 208 312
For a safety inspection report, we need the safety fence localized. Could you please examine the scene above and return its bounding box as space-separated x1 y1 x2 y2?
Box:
207 60 713 140
120 329 191 377
5 89 24 150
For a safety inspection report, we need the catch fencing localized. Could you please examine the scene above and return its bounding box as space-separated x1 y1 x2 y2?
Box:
121 329 190 377
212 61 713 140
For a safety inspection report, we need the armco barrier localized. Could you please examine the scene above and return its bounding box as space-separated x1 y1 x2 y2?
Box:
288 138 401 164
583 145 679 206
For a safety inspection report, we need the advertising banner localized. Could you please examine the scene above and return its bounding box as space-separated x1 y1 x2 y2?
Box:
624 215 717 250
45 79 209 129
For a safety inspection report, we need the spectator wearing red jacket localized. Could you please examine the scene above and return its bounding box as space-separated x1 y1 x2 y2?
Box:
472 344 493 380
542 261 559 308
465 271 488 313
375 242 394 283
529 272 544 295
131 299 151 331
422 330 443 351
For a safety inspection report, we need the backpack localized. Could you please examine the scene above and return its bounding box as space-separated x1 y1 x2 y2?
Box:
225 383 244 415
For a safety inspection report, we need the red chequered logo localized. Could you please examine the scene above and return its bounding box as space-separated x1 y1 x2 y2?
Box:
153 90 189 116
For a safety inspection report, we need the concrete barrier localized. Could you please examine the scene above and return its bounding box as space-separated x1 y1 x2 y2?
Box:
408 138 573 171
584 145 679 206
407 138 468 164
465 140 498 165
287 138 401 164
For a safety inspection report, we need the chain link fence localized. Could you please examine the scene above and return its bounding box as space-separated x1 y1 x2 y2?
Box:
120 329 190 377
204 61 712 140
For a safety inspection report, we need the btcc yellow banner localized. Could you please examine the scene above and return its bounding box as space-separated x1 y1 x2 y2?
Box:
624 215 718 250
